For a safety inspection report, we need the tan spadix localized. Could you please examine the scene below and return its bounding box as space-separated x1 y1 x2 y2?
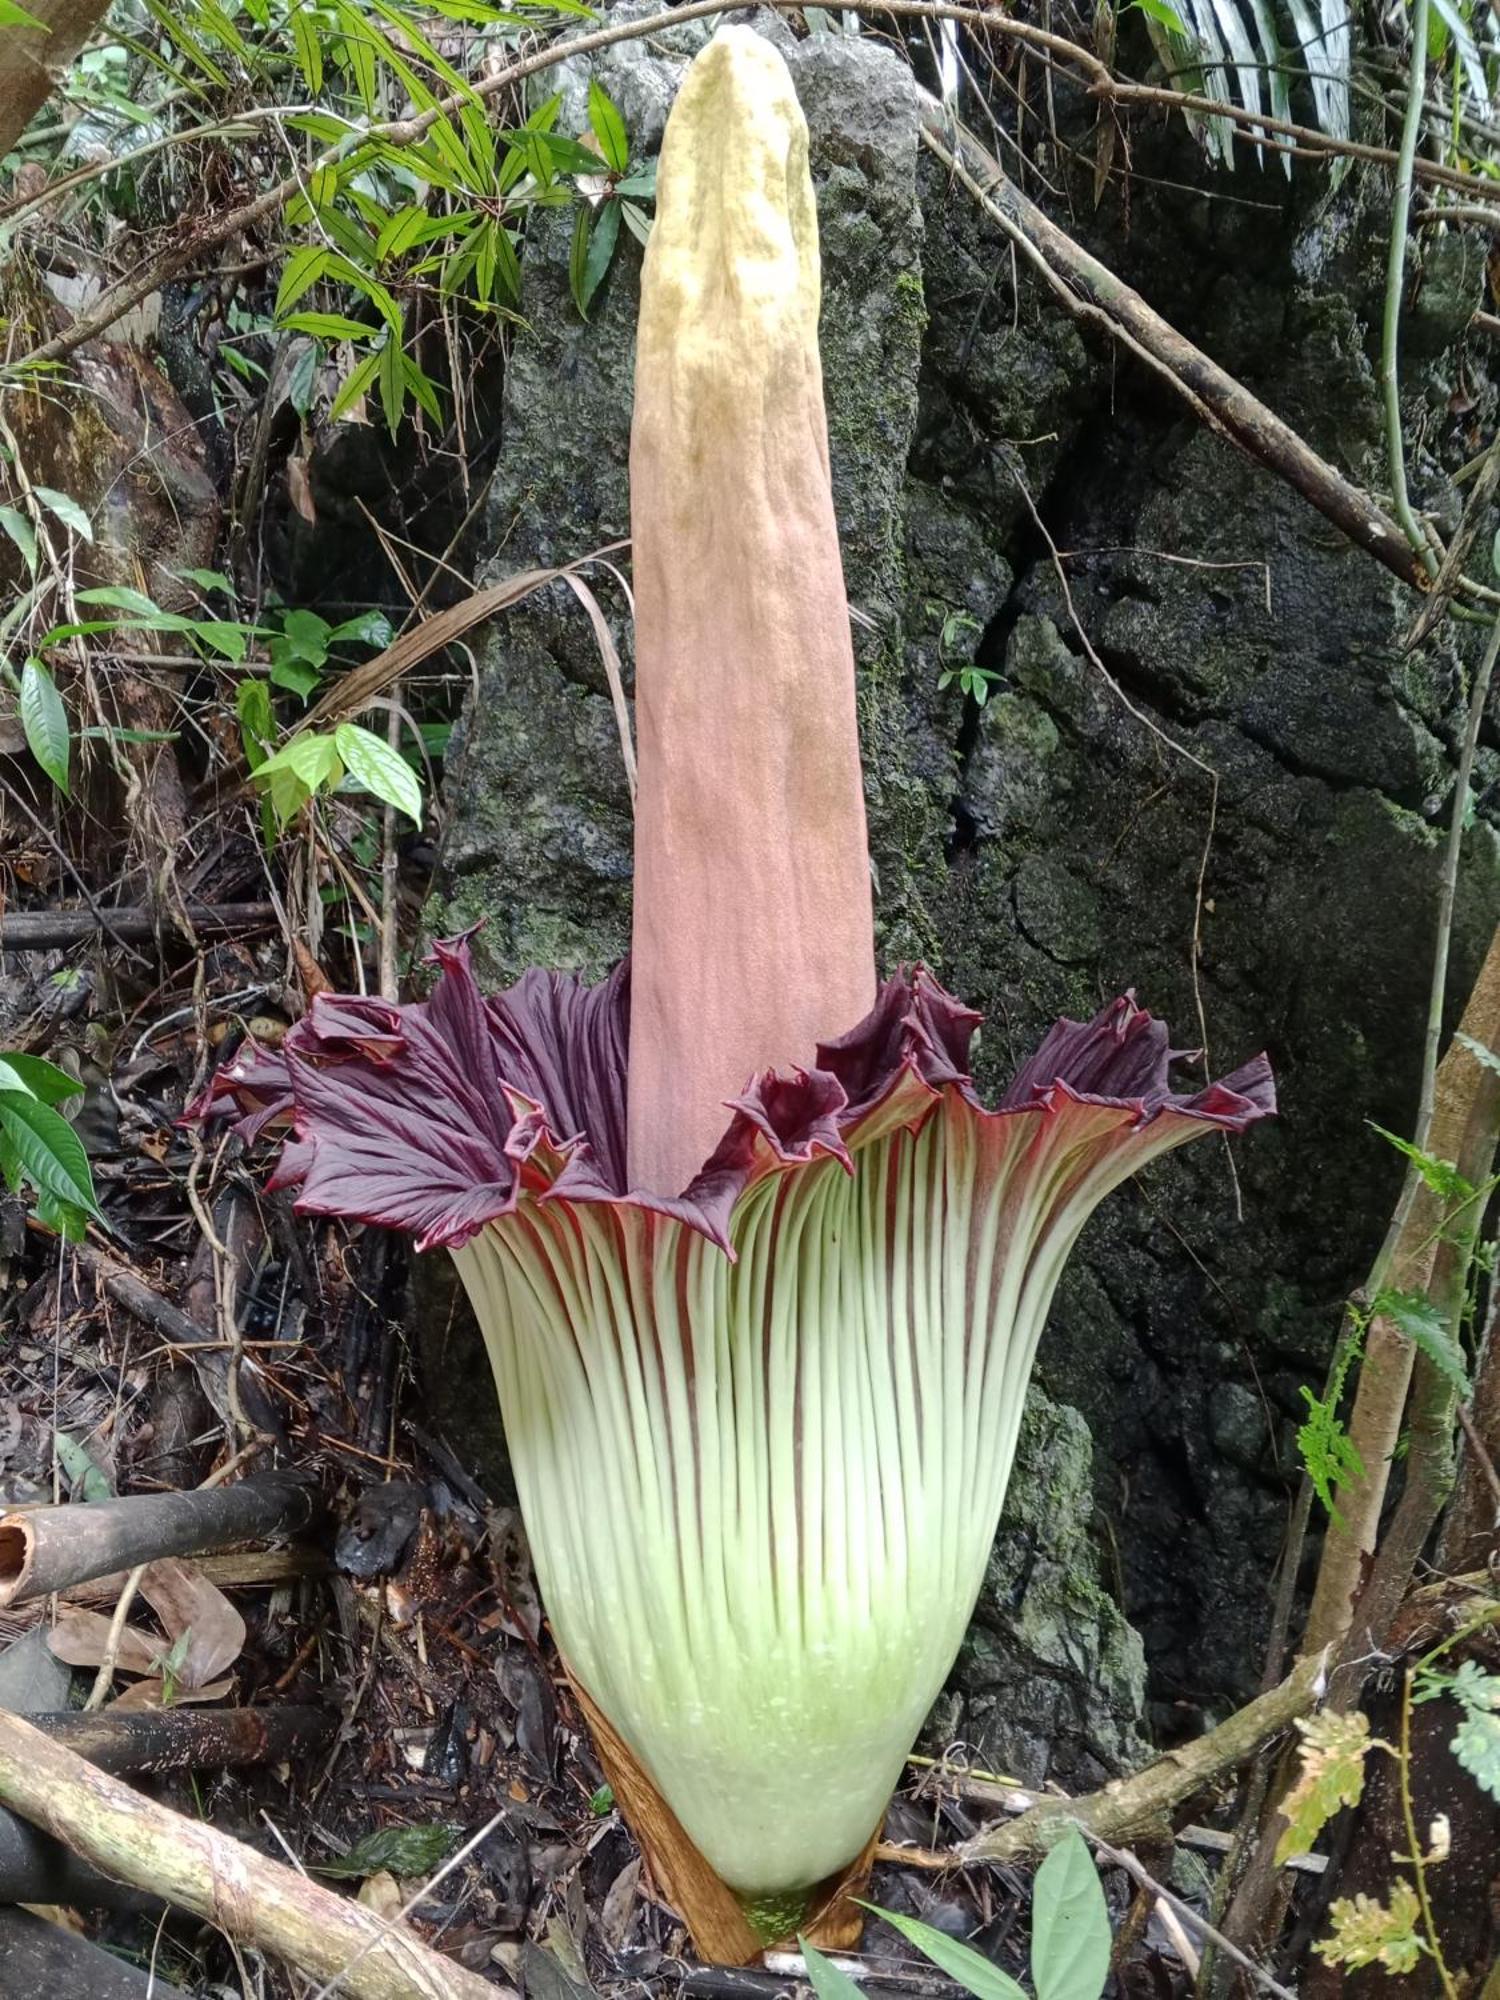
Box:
626 25 876 1194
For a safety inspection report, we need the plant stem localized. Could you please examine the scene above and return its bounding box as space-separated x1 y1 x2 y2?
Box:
1381 0 1441 580
1398 1668 1458 1998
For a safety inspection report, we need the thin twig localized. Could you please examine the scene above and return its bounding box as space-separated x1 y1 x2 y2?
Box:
1381 0 1441 581
1397 1669 1458 1998
1085 1834 1300 2000
81 1562 148 1711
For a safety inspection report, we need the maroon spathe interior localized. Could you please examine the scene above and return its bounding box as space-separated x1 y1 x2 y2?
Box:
188 935 1275 1254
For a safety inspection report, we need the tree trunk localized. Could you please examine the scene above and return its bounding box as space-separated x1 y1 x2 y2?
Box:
0 0 110 159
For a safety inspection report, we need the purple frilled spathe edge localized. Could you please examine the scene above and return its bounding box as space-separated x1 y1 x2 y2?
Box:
188 935 1276 1255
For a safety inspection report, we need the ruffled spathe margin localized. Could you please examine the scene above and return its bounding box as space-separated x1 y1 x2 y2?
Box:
188 934 1275 1254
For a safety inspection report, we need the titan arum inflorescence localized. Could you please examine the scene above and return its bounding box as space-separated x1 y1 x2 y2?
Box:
194 23 1273 1948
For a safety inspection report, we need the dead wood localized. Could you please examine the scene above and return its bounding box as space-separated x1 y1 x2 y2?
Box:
0 1470 321 1606
26 1700 334 1773
0 1709 497 2000
0 903 278 948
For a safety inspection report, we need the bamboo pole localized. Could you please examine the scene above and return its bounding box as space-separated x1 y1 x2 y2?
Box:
0 1906 188 1998
26 1702 335 1774
0 1473 321 1607
0 1711 496 2000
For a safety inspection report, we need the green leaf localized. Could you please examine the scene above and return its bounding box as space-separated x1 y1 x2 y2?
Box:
316 1822 462 1878
276 245 333 318
269 650 322 697
0 1091 98 1216
237 679 274 769
291 2 324 90
588 77 629 173
74 584 167 618
334 722 422 822
0 0 49 26
0 1053 82 1106
191 620 251 661
329 610 394 647
579 197 620 313
1030 1829 1111 2000
33 1190 92 1241
402 355 444 424
376 203 432 262
53 1430 112 1501
180 567 236 595
619 199 651 248
280 311 380 343
378 330 406 433
1447 1662 1500 1803
860 1905 1027 2000
614 162 656 198
1368 1123 1475 1204
1131 0 1189 31
799 1940 865 2000
20 659 70 794
280 608 331 665
330 346 383 423
569 203 593 317
31 487 93 542
0 505 38 571
1316 1882 1425 1975
255 730 344 793
1371 1287 1470 1399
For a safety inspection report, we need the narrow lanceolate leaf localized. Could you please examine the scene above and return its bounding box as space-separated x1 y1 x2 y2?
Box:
798 1941 866 2000
1030 1829 1112 2000
579 198 621 313
276 244 333 318
588 77 630 173
861 1905 1027 2000
0 1091 98 1217
333 722 422 822
0 504 38 571
20 659 70 794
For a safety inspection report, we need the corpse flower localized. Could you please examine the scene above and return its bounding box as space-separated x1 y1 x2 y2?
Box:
193 26 1273 1957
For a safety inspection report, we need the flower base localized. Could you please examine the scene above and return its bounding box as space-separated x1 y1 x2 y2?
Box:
573 1677 877 1965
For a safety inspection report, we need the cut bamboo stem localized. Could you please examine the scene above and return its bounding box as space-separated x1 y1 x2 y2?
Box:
26 1701 335 1774
0 1710 496 2000
0 1906 188 1997
0 1472 322 1607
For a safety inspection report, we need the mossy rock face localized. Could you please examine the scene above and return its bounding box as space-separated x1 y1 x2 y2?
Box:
426 13 1500 1767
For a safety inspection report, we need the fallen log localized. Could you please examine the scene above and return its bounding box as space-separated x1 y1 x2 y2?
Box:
0 1472 321 1607
0 904 279 949
0 1710 498 2000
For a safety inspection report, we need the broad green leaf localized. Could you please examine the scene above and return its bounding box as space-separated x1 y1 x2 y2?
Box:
20 659 70 794
0 1053 82 1106
316 1821 462 1877
1132 0 1189 32
860 1904 1027 2000
329 610 394 646
1371 1287 1469 1399
588 77 629 173
1031 1829 1111 2000
269 652 321 696
191 620 251 661
538 131 613 175
798 1940 865 2000
614 163 656 198
280 608 331 665
334 722 422 822
0 1091 98 1216
0 0 48 26
33 1190 91 1241
255 730 344 791
0 1061 35 1098
0 504 37 571
31 487 93 542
